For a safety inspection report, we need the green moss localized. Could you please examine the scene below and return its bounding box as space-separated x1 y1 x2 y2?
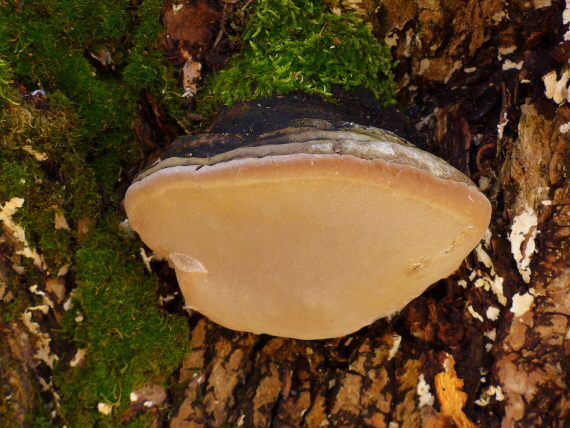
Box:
0 4 191 425
123 413 158 428
2 276 28 322
0 91 97 269
0 88 190 427
0 0 187 181
56 223 189 427
0 59 18 104
29 405 54 428
199 0 397 113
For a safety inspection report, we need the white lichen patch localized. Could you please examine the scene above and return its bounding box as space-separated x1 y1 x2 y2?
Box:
0 198 47 271
417 374 435 408
22 145 48 162
63 298 72 311
543 70 559 99
159 292 178 305
119 218 132 234
564 0 570 24
30 284 55 308
510 292 534 318
543 68 570 104
21 305 59 368
414 107 439 131
565 6 570 39
498 46 517 55
502 59 523 71
497 111 509 141
473 276 489 289
443 61 463 84
486 306 501 321
475 385 505 406
492 10 507 24
483 228 492 248
560 121 570 134
476 244 494 274
140 247 155 273
58 264 71 277
492 275 507 306
484 330 496 351
484 329 497 341
97 402 113 415
468 305 484 322
69 348 87 367
555 69 570 104
479 176 490 191
384 32 398 47
418 58 430 75
388 334 402 360
473 271 507 306
508 206 538 283
54 211 70 230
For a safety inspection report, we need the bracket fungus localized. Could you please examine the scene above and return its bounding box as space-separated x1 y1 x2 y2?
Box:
125 97 491 340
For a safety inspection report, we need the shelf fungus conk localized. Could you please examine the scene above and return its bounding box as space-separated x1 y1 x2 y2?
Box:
125 99 491 340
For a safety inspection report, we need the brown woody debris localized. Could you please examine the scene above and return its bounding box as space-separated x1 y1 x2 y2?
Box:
435 353 476 428
160 0 221 65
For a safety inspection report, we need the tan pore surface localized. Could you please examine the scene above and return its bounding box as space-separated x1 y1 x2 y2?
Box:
125 153 491 340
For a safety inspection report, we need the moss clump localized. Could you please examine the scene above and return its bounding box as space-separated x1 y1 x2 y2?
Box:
0 58 18 104
56 224 189 427
0 59 190 426
0 2 191 424
0 97 98 270
200 0 397 112
0 0 188 186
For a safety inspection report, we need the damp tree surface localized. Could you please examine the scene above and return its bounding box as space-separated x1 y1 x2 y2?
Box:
1 0 570 427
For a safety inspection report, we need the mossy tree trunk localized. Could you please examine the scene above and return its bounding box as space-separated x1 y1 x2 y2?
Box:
2 0 570 427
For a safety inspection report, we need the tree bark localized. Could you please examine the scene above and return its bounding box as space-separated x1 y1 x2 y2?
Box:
167 1 570 427
2 0 570 427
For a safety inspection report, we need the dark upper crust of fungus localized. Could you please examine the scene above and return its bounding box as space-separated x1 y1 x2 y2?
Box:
133 122 475 187
133 95 477 187
132 93 439 181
